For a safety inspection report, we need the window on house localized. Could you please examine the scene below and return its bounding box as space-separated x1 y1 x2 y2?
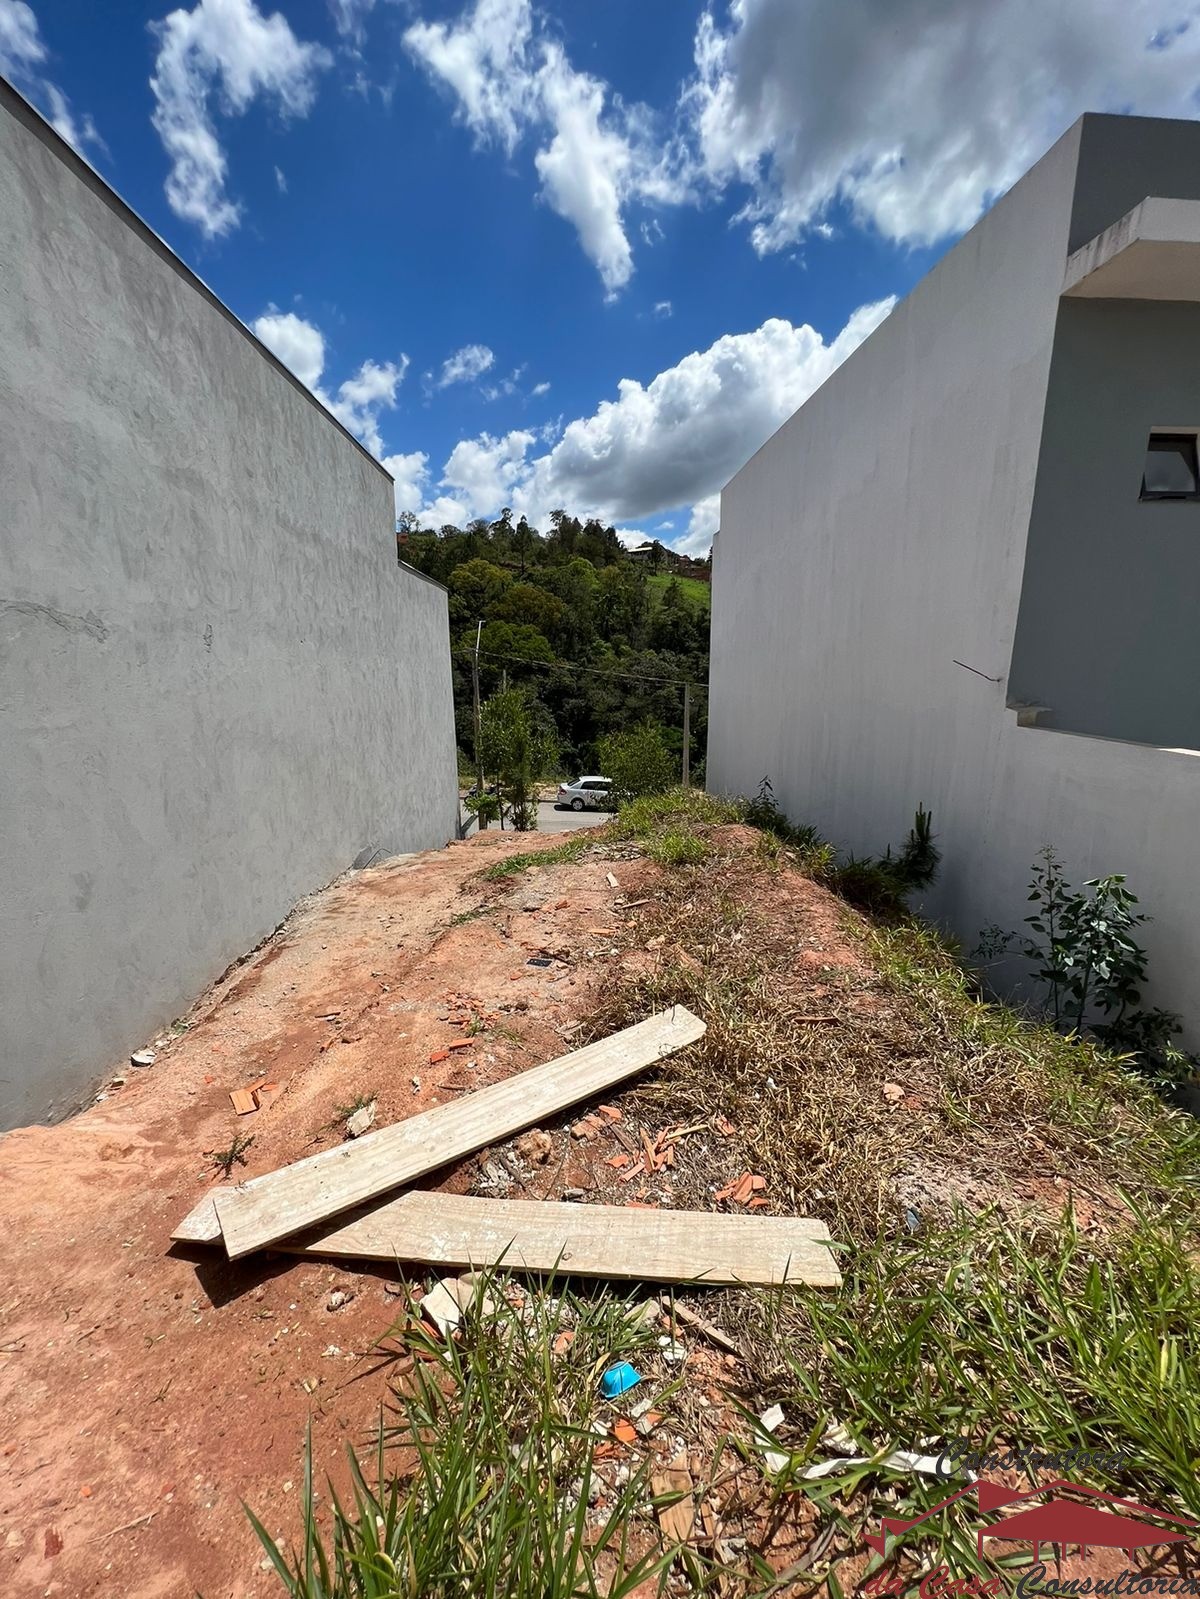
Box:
1140 432 1200 500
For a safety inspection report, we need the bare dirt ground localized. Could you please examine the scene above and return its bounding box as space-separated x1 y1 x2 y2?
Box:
2 817 1189 1599
0 823 682 1599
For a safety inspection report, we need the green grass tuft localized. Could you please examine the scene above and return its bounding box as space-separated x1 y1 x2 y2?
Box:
755 1208 1200 1585
607 786 742 841
477 837 590 882
248 1267 686 1598
646 827 709 866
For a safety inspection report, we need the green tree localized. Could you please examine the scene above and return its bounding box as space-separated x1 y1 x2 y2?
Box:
597 720 677 809
448 558 512 628
473 621 555 694
513 515 537 576
492 582 567 641
595 564 648 645
534 558 597 653
480 688 558 831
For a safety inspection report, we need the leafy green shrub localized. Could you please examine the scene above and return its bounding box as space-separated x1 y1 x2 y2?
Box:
597 721 676 809
463 790 500 826
480 688 557 831
978 847 1194 1086
739 776 836 875
833 806 941 913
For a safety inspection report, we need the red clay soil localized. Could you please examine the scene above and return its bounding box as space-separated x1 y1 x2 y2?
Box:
0 826 652 1599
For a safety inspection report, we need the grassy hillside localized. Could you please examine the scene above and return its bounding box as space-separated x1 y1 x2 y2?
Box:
646 572 710 612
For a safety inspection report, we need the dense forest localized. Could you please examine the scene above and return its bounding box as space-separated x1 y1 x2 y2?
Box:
397 509 711 781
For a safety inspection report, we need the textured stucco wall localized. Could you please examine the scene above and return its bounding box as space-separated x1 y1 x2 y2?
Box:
707 113 1200 1040
0 88 459 1128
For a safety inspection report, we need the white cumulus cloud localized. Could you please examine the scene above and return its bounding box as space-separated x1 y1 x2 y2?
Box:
438 342 495 387
149 0 330 238
686 0 1200 252
253 308 326 388
1 0 101 154
412 299 893 553
383 450 431 515
323 357 408 457
443 428 538 510
405 0 691 294
251 306 408 459
529 300 893 523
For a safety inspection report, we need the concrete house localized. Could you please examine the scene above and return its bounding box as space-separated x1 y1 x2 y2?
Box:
708 114 1200 1037
0 84 460 1128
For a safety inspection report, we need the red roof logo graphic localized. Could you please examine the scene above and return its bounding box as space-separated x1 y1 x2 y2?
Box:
866 1479 1199 1564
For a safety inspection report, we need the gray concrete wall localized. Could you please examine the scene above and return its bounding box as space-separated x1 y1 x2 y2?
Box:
1010 298 1200 748
1069 113 1200 252
0 86 459 1128
708 113 1200 1040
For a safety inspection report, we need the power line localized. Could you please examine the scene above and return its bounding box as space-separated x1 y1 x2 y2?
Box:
451 643 709 691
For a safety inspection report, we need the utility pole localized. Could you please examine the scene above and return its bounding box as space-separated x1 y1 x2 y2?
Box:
472 619 486 830
681 682 691 788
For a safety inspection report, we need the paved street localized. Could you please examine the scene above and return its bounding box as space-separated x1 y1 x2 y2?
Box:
533 799 613 834
457 799 612 838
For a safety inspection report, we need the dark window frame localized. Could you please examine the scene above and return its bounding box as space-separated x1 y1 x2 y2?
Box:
1140 431 1200 502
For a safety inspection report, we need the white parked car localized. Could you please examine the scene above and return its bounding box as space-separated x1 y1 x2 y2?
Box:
556 775 613 812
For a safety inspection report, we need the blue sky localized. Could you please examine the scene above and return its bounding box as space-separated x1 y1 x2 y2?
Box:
5 0 1200 551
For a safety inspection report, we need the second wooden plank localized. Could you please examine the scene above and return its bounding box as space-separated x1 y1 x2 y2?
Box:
218 1191 843 1287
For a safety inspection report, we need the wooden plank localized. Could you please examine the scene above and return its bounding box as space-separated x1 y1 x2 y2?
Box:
652 1461 696 1544
181 1006 706 1258
181 1191 841 1286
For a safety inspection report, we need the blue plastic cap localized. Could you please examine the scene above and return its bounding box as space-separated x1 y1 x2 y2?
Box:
599 1360 642 1399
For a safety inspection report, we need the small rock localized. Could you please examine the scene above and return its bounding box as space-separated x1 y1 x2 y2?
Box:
561 1187 585 1202
130 1050 156 1069
625 1298 660 1330
657 1337 687 1365
420 1274 496 1336
822 1419 859 1456
326 1290 352 1311
515 1129 552 1166
346 1102 377 1138
420 1280 463 1336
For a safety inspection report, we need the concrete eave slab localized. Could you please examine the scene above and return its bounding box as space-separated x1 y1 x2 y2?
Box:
1063 196 1200 300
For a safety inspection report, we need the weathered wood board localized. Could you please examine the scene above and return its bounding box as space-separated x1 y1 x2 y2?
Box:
184 1190 842 1287
174 1006 706 1258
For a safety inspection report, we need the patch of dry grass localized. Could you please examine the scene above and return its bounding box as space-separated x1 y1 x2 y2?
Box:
586 828 1198 1246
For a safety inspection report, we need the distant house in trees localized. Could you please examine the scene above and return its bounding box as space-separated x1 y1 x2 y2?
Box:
625 540 677 571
